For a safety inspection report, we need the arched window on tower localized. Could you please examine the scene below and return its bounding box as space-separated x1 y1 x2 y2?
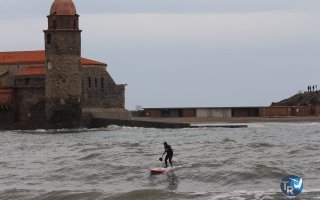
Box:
73 19 77 29
94 78 98 88
47 33 51 44
101 77 104 88
53 20 57 29
87 77 91 88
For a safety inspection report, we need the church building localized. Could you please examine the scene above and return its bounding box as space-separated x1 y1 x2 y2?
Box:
0 0 130 129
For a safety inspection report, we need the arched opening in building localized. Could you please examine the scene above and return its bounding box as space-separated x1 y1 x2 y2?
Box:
47 33 51 44
94 78 98 88
87 77 91 88
101 78 104 88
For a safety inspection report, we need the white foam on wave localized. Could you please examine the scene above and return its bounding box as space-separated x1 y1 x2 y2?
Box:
35 129 47 133
209 190 277 200
247 122 320 130
172 157 179 164
120 126 158 131
303 188 320 193
209 188 320 200
246 123 268 128
106 125 122 131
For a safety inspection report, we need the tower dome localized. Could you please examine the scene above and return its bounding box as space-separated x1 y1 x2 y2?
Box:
50 0 77 15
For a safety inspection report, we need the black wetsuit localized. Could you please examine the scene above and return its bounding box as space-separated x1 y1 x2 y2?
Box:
165 145 173 168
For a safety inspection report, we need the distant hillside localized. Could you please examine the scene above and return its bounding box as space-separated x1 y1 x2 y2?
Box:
271 92 320 106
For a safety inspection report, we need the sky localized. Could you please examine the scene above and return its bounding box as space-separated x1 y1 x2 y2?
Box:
0 0 320 109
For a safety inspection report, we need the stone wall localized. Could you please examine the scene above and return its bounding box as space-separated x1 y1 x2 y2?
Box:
45 32 81 56
0 108 15 121
45 55 81 98
81 65 125 109
0 90 14 105
82 108 132 120
47 15 79 31
15 88 45 121
45 17 82 125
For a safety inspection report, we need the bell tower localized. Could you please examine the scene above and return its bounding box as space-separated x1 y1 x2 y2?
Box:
44 0 82 127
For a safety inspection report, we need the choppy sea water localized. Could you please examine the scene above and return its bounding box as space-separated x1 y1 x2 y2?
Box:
0 123 320 200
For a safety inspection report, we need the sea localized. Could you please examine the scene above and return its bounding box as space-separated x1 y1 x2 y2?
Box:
0 123 320 200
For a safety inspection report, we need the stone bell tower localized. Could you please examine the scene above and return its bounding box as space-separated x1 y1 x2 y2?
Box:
44 0 82 127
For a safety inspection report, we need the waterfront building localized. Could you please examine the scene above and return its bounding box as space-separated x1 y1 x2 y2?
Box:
0 0 130 129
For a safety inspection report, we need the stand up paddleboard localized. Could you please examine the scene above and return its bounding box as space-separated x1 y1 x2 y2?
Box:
149 167 173 174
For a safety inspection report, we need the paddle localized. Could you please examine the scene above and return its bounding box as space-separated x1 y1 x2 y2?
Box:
158 157 167 168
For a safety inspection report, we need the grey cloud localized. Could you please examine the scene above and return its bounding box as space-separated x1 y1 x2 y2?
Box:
1 0 320 19
77 0 320 14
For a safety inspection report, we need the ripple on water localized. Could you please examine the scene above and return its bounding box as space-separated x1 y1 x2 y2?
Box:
1 124 320 200
34 190 103 200
221 138 237 144
247 142 277 148
78 153 102 161
107 189 189 200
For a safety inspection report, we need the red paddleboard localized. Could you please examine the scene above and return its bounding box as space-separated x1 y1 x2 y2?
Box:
149 167 169 173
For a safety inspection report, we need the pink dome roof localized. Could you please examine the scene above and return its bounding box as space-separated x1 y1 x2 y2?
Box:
50 0 77 15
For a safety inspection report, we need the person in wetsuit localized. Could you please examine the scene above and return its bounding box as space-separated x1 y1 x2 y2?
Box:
162 142 173 168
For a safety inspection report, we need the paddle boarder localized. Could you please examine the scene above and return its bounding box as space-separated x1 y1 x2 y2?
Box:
160 142 173 168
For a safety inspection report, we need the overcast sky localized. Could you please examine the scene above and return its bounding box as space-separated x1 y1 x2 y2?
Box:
0 0 320 109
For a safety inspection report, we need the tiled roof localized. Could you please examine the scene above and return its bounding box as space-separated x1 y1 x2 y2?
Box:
0 50 106 66
15 66 46 77
81 57 107 66
0 51 44 64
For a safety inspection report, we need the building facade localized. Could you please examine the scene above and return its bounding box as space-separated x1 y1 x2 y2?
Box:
0 0 130 129
143 106 317 118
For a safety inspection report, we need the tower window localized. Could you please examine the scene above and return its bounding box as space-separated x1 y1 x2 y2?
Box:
53 20 57 29
101 78 104 88
87 77 91 88
94 78 98 88
47 33 51 44
73 19 77 29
